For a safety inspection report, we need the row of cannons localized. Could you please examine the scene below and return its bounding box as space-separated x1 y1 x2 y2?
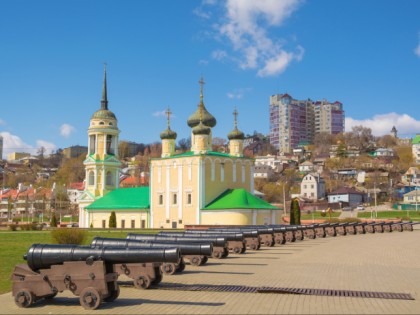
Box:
11 220 417 310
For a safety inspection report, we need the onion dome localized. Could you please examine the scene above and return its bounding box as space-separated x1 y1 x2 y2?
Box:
187 77 216 128
192 121 211 135
160 127 177 140
228 127 244 140
91 64 117 120
160 108 177 139
227 107 244 140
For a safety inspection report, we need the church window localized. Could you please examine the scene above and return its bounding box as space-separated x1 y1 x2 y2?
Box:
221 163 225 182
89 135 96 154
88 171 95 186
242 165 245 183
187 193 192 205
233 164 236 182
102 220 106 228
106 171 113 186
173 193 178 205
211 161 215 181
109 122 113 126
158 194 163 205
131 220 135 228
106 135 114 154
99 121 105 125
121 220 125 228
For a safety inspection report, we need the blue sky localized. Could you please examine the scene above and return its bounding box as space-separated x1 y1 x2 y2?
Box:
1 0 420 159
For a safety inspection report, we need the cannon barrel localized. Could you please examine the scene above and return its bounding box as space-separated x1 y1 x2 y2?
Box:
91 237 213 256
204 229 258 238
163 231 245 242
127 233 227 247
23 243 181 271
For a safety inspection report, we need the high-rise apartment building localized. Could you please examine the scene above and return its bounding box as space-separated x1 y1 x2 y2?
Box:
269 94 345 152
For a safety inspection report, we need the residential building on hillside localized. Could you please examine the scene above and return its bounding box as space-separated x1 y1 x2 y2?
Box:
300 173 325 200
269 93 345 153
7 152 30 162
327 187 365 207
412 134 420 164
62 145 88 159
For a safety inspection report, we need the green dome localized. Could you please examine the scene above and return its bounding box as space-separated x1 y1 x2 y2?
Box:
91 109 117 120
192 121 211 135
160 127 177 140
228 127 245 140
187 104 216 128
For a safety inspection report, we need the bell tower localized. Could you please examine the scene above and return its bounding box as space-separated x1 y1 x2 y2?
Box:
78 64 122 227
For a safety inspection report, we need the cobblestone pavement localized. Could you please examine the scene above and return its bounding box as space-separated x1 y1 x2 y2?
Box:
2 227 419 315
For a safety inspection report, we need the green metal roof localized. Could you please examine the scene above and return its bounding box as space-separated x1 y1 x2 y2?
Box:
86 187 150 211
203 188 280 211
152 150 251 160
412 135 420 145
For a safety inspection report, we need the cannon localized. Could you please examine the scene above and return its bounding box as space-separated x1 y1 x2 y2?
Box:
185 229 260 251
210 227 275 247
92 237 213 271
160 231 246 254
344 222 358 235
126 233 228 259
12 244 180 310
355 222 367 234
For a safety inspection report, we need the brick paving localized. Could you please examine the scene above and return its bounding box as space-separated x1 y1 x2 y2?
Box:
2 227 420 314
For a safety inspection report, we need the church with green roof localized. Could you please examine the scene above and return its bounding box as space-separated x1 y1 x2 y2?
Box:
79 74 280 229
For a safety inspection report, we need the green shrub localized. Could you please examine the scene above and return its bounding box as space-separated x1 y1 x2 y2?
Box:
109 211 116 228
51 228 88 245
50 213 58 227
289 197 301 225
8 224 17 231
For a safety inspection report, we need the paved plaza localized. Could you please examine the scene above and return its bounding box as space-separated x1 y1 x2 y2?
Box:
1 227 419 314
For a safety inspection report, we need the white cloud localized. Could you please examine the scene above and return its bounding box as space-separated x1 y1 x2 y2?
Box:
60 123 76 138
345 113 420 137
211 49 228 61
213 0 303 76
415 32 420 57
153 111 167 117
226 87 251 100
0 131 33 159
36 140 57 155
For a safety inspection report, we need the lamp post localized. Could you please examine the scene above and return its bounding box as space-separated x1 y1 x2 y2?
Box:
283 183 287 216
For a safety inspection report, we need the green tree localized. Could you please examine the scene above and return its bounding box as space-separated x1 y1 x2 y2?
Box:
289 197 301 225
109 211 117 228
50 213 58 227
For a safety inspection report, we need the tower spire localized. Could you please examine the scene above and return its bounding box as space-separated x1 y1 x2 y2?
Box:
198 76 205 105
233 106 238 129
101 63 108 110
165 107 172 129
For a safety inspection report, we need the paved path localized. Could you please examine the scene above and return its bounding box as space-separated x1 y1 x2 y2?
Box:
2 227 420 314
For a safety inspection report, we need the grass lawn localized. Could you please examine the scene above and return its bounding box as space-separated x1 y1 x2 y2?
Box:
0 228 162 295
300 211 341 220
357 210 420 221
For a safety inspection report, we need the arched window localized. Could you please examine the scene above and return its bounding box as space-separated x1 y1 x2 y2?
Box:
106 171 113 186
88 171 95 186
106 135 114 154
89 135 96 154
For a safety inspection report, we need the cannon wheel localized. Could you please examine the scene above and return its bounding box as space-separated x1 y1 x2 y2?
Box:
14 289 34 308
190 256 202 266
134 275 151 289
233 247 242 254
161 263 176 275
201 256 208 264
103 284 120 302
212 251 223 259
79 287 102 310
249 243 257 250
